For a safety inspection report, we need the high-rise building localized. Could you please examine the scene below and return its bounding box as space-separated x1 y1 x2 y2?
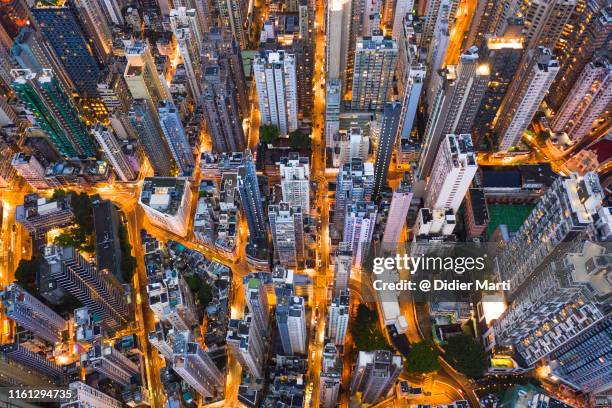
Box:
244 274 271 335
11 153 57 190
64 382 122 408
16 193 74 239
215 0 249 48
128 99 175 176
334 242 353 290
382 175 413 251
494 172 605 296
351 35 398 110
253 50 298 136
101 0 124 25
471 23 524 147
326 0 352 82
227 314 265 379
547 3 610 111
320 343 342 408
327 289 350 345
0 0 31 39
522 0 577 49
84 340 139 386
124 41 170 107
73 0 113 59
333 158 374 230
373 102 401 199
420 0 458 48
147 272 198 331
11 69 96 159
344 201 378 269
139 177 193 236
425 0 452 76
238 151 267 241
417 48 488 179
201 64 246 154
170 8 203 99
32 4 101 97
92 196 123 282
1 343 64 381
551 58 611 146
425 134 477 212
350 350 403 404
488 242 610 374
173 331 223 398
269 203 304 268
42 245 128 328
1 283 67 344
396 15 425 140
391 0 415 41
276 294 307 355
91 124 137 182
279 153 310 211
325 79 342 147
494 46 559 151
336 127 370 166
158 100 195 177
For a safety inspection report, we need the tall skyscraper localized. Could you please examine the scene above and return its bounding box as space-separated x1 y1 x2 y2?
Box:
227 314 265 379
333 158 374 230
279 153 310 211
327 289 350 345
42 245 128 328
344 201 378 269
325 79 342 146
334 242 353 290
425 134 478 212
417 48 488 179
238 151 268 241
350 350 403 404
11 69 96 159
1 283 68 344
158 100 195 177
488 242 610 374
351 35 398 110
170 8 203 99
373 102 401 199
91 124 137 182
522 0 577 49
494 46 559 151
326 0 352 82
124 41 170 107
146 271 198 331
320 343 342 408
382 175 413 251
269 202 304 268
253 50 298 136
173 331 223 398
471 22 524 147
73 0 113 59
139 177 193 237
276 293 307 355
16 193 74 238
244 274 271 335
84 340 139 386
425 0 452 76
128 99 175 177
551 58 611 146
64 382 122 408
32 4 101 97
391 0 415 41
201 64 246 154
494 172 605 295
547 3 610 111
215 0 249 48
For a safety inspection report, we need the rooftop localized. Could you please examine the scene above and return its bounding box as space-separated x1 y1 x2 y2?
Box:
140 177 188 216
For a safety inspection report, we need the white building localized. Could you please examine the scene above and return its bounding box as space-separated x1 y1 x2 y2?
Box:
11 152 58 190
325 79 342 147
392 0 415 41
333 242 353 290
495 46 559 151
276 294 307 355
269 202 304 268
227 314 265 379
147 271 198 331
91 124 136 182
173 331 223 398
425 134 477 212
326 0 351 81
279 153 310 211
327 289 350 345
124 41 171 106
253 50 298 136
344 201 378 269
551 58 611 146
61 382 122 408
382 175 413 251
139 177 193 237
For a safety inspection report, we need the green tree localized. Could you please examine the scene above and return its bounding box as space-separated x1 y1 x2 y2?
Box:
197 282 213 308
444 333 488 379
51 189 67 200
185 275 202 294
260 124 280 145
118 224 136 282
406 340 440 374
288 130 311 149
350 304 389 351
15 255 42 293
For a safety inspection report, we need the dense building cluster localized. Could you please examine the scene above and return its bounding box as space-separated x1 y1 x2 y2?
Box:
0 0 610 407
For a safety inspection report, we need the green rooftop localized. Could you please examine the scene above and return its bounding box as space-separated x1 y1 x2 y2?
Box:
248 278 261 290
486 204 534 237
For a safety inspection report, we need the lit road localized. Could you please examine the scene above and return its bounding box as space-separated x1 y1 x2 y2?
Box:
444 0 477 66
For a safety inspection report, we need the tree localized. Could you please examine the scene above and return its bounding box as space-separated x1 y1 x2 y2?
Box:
444 333 488 379
351 304 389 351
197 282 213 308
260 124 280 145
406 340 440 374
288 130 311 149
118 224 136 282
15 255 42 293
51 189 67 200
